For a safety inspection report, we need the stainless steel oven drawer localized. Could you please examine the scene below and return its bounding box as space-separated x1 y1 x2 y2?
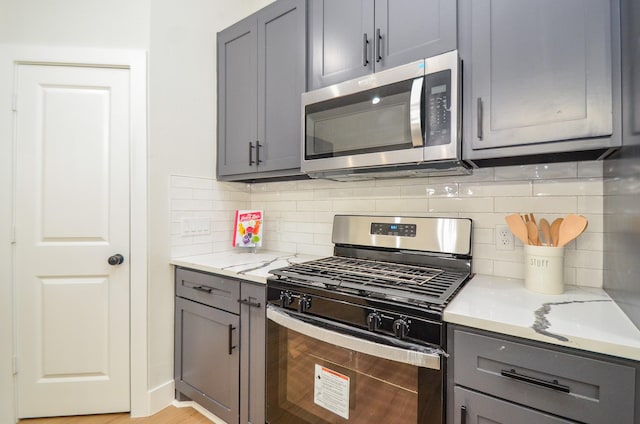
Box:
175 267 240 314
453 329 635 424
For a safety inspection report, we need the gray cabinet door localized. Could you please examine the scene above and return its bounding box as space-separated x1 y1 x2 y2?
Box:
374 0 456 72
175 297 240 424
239 283 266 424
453 387 577 424
465 0 615 153
308 0 374 89
308 0 456 90
256 0 306 173
217 15 258 176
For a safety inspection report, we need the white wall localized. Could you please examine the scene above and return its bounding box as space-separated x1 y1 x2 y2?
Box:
147 0 274 396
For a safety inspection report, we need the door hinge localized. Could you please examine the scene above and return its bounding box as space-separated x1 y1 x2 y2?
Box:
13 356 18 374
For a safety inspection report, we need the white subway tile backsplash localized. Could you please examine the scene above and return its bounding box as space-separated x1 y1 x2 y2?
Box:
460 181 531 197
494 163 578 180
169 161 604 287
534 179 603 196
428 197 494 213
494 196 577 214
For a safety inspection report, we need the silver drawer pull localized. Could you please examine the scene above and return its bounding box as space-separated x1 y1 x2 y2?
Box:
191 285 213 293
501 368 570 393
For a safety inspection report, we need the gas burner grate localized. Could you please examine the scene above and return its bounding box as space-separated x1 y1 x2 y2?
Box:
270 256 469 306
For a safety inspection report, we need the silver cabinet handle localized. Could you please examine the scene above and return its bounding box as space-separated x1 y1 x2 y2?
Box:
248 141 255 165
461 406 467 424
477 97 484 140
362 33 369 67
375 28 382 63
410 77 425 147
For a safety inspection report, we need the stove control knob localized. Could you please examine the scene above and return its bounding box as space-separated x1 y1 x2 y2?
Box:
367 312 381 332
279 292 292 308
393 319 409 340
297 295 311 313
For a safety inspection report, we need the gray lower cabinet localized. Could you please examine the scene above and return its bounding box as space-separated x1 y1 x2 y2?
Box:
447 325 638 424
174 267 266 424
217 0 306 181
460 0 622 165
307 0 456 90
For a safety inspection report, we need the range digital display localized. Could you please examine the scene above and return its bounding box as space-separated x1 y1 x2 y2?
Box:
371 223 416 237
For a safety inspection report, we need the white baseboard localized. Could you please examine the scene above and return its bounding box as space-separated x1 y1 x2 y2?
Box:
172 400 227 424
148 379 175 416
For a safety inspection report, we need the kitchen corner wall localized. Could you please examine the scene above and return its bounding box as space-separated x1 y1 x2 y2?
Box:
172 161 605 288
170 175 250 257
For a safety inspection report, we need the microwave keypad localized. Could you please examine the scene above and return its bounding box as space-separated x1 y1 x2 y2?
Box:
426 70 452 146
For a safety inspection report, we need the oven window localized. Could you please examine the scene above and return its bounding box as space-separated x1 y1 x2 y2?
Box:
304 77 422 160
267 319 443 424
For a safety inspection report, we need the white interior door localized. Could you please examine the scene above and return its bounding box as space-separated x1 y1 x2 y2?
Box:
15 63 131 418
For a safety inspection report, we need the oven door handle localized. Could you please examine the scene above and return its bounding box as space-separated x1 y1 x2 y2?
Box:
409 76 424 148
267 306 441 370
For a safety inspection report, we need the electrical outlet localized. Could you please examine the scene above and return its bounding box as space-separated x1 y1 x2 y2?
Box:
495 225 514 250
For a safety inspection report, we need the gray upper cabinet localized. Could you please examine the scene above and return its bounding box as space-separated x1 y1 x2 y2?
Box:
461 0 621 164
307 0 456 90
217 0 306 180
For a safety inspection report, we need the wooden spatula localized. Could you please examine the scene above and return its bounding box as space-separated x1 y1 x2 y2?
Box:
557 214 588 247
526 220 540 246
539 218 551 246
550 218 563 246
505 214 530 245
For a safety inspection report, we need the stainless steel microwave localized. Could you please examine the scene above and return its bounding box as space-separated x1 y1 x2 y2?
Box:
301 50 469 180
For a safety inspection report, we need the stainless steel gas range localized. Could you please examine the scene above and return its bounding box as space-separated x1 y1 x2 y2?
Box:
265 215 473 424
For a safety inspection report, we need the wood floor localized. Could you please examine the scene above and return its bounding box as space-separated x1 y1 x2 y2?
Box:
18 406 212 424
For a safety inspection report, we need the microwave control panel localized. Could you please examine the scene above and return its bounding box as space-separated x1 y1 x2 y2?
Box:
425 70 452 146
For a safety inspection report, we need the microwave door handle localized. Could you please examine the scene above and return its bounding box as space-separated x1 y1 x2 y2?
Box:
409 77 424 148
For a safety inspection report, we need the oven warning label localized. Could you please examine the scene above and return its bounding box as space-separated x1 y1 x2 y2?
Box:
314 364 350 419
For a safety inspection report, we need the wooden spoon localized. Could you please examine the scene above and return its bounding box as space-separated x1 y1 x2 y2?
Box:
526 220 540 246
557 214 588 247
505 214 529 245
539 218 551 246
550 218 563 246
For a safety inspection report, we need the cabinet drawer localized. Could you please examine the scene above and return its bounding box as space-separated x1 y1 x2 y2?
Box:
454 386 576 424
175 267 240 314
453 329 635 424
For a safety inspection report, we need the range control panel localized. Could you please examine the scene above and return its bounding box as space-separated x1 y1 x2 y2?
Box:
371 222 417 237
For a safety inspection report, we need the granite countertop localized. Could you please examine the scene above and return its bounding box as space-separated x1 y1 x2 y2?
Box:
444 274 640 362
170 249 323 284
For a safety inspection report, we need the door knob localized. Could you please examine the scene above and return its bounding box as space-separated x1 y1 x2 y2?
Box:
108 254 125 266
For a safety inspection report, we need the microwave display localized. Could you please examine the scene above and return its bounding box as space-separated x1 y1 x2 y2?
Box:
425 70 451 147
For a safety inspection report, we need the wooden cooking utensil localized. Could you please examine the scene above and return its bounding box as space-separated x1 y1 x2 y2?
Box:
557 214 588 247
539 218 551 246
526 220 540 246
529 213 536 225
550 218 563 246
505 214 530 245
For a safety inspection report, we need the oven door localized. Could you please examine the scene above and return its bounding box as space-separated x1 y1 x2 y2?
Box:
266 306 444 424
